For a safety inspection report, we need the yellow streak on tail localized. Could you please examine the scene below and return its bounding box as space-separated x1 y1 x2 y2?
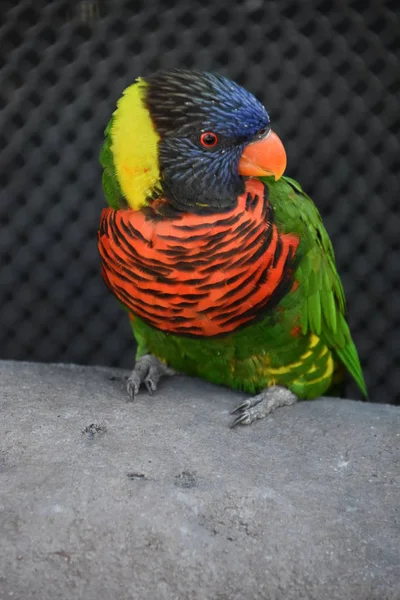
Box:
252 335 335 388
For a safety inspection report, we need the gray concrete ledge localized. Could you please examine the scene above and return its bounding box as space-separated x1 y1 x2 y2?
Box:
0 360 399 600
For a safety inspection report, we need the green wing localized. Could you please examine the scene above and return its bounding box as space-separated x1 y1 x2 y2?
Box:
263 175 367 397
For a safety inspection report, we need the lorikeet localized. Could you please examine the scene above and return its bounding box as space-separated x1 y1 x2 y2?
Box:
98 69 366 426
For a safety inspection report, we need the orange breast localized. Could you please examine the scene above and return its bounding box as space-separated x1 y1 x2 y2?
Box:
98 179 299 337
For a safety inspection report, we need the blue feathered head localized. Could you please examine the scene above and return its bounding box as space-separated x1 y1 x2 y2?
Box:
143 69 285 212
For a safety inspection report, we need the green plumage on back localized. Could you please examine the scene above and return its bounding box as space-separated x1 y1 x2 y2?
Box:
264 175 367 397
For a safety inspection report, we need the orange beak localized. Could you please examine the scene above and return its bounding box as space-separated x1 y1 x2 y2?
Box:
238 130 287 181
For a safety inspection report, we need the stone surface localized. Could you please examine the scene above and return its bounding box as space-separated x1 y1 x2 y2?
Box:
0 360 399 600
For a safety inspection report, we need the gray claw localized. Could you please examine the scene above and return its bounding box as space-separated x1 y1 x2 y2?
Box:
144 378 156 394
127 376 140 401
231 400 251 415
230 411 251 428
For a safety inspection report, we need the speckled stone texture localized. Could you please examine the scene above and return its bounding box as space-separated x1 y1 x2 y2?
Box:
0 360 399 600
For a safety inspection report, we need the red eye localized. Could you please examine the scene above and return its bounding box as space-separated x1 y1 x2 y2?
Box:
200 132 218 148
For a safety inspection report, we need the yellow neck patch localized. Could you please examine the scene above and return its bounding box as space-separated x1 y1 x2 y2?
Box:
111 78 160 210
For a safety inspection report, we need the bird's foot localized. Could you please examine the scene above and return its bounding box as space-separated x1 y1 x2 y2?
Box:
127 354 175 401
231 386 297 427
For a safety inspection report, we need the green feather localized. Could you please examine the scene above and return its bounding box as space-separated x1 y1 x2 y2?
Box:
261 175 367 397
321 289 337 335
308 290 322 335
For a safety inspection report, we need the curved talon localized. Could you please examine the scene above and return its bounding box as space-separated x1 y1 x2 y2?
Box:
230 411 251 428
144 377 156 394
127 376 140 400
231 400 251 415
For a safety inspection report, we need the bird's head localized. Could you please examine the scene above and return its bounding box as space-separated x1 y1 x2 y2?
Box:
108 69 286 212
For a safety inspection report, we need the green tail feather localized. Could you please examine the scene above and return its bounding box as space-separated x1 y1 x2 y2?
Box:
336 341 368 398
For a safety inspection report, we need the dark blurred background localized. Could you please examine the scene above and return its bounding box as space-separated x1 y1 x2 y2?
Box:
0 0 399 403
